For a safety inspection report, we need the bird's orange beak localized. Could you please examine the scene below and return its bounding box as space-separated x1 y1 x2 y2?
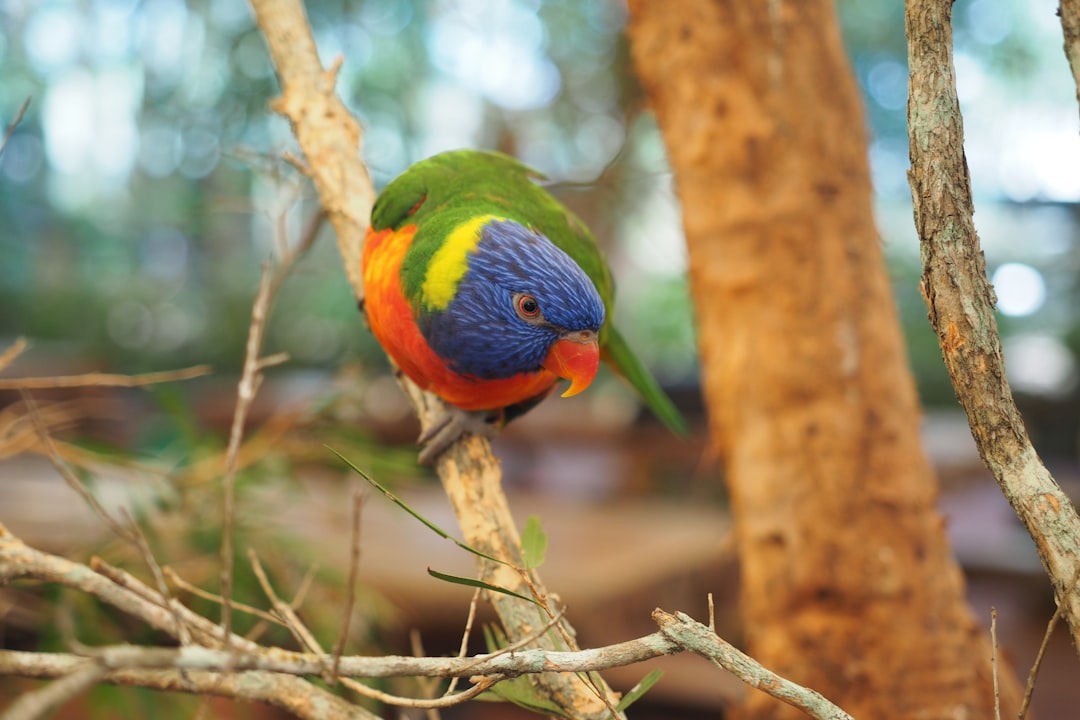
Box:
542 332 600 398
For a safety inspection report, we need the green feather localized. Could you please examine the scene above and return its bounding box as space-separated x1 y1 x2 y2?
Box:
371 149 687 435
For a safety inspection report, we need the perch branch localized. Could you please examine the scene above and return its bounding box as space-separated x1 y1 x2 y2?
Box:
906 0 1080 651
248 0 623 716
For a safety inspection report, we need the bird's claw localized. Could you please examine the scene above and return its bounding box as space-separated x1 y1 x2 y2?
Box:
417 406 504 465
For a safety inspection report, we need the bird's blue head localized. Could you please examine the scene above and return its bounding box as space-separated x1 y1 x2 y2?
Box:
423 219 605 384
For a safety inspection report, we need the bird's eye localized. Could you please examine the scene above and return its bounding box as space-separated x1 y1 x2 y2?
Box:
514 293 541 319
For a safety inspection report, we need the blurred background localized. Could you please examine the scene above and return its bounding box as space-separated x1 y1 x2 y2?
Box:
1 0 1079 718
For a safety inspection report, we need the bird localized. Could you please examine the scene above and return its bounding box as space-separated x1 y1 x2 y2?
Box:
361 149 685 463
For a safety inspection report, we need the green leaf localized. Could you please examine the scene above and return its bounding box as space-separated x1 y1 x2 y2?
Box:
521 515 547 569
427 568 540 605
326 446 507 566
477 677 570 717
615 669 664 712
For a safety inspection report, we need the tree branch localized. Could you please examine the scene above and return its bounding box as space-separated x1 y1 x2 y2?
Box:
2 520 857 719
247 0 623 716
0 653 375 720
652 610 853 720
906 0 1080 652
0 524 377 720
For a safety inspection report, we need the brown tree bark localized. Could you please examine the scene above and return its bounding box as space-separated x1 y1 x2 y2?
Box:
626 2 1022 718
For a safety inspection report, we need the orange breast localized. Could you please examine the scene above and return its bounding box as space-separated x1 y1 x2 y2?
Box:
361 226 558 411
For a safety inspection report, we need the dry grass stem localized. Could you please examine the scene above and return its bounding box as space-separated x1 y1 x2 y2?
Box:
330 489 364 684
248 549 322 655
220 261 274 646
0 660 105 720
991 607 1000 720
0 338 29 374
163 567 283 628
1018 570 1080 719
20 391 135 543
0 98 30 159
0 365 212 390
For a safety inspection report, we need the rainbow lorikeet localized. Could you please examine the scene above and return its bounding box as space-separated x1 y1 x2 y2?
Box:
361 149 686 462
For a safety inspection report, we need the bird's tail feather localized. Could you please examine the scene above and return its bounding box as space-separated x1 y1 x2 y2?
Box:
602 327 688 436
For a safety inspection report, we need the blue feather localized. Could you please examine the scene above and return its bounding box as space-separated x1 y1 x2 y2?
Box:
422 219 605 379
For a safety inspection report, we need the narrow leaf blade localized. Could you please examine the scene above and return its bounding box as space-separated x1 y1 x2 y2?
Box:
427 568 539 605
521 515 547 569
616 669 664 712
326 446 508 565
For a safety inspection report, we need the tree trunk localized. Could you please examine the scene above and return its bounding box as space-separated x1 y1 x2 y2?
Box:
626 2 1022 718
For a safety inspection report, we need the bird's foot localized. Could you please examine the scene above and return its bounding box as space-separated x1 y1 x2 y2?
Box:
417 405 504 465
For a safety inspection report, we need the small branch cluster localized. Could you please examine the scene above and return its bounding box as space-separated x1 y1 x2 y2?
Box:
0 521 852 719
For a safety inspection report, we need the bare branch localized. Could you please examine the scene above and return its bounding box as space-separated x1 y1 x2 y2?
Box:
1018 569 1079 719
0 604 855 720
0 661 105 720
164 566 284 628
121 510 193 651
20 391 135 544
906 0 1080 652
0 365 212 389
0 651 377 720
330 490 364 684
248 548 323 656
0 527 379 719
991 608 1001 720
652 610 853 720
221 261 276 644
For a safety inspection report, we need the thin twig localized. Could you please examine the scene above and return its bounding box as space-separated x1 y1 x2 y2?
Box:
0 661 105 720
330 489 364 684
221 262 275 646
248 549 323 655
1018 569 1080 719
218 199 321 648
445 588 482 697
20 391 135 543
0 365 212 389
990 607 1001 720
0 97 30 160
245 563 320 643
408 630 443 719
120 510 194 658
0 337 28 374
339 674 498 709
163 567 284 628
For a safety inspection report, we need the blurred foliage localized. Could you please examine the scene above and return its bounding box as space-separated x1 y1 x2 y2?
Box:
1 0 1079 714
0 0 1078 440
